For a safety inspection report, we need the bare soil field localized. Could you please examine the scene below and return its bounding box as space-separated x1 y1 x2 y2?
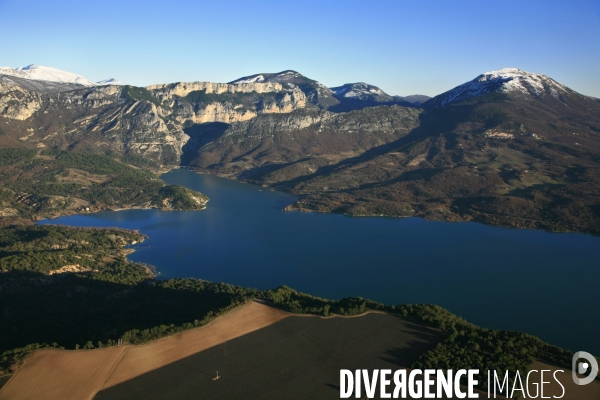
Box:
3 302 583 400
0 377 10 391
96 312 445 399
0 346 127 400
102 300 290 389
0 301 290 400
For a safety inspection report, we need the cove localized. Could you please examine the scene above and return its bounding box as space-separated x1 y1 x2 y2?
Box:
40 168 600 354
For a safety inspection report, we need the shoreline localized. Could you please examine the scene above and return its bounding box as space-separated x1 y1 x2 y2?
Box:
29 166 597 238
181 166 600 235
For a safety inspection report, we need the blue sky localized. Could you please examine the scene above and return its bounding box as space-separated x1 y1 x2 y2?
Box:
1 0 599 97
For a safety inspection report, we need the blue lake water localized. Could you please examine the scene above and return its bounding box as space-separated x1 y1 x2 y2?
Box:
40 168 600 354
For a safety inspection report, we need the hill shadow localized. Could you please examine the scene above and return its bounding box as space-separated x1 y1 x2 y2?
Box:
0 269 250 352
95 313 444 399
266 108 453 189
328 99 418 113
181 122 230 166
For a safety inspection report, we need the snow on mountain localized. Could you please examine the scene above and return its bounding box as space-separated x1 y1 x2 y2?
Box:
230 70 309 86
229 70 339 109
0 64 97 86
230 70 332 92
97 78 124 86
231 74 265 84
330 82 390 100
427 68 574 108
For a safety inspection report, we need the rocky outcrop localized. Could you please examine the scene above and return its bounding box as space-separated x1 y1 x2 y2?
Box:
149 81 309 124
230 70 340 109
148 81 286 103
91 101 188 164
206 105 421 143
0 78 312 165
170 101 258 124
213 109 336 140
0 80 42 120
0 83 189 166
0 73 417 170
259 90 307 114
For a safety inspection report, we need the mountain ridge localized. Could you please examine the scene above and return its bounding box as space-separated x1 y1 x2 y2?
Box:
5 64 593 107
230 70 339 109
189 68 600 233
423 68 584 108
230 70 428 108
1 65 599 233
0 64 121 88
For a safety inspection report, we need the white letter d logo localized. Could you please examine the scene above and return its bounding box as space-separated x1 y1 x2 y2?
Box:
572 351 599 385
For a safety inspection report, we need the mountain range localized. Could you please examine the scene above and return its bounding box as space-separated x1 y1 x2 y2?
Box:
1 64 599 233
0 64 122 87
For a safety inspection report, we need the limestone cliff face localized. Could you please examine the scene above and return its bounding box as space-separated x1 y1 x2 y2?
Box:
0 83 189 166
88 100 188 164
217 109 336 141
0 78 312 165
259 90 307 114
148 81 309 124
0 77 417 172
210 105 421 143
170 101 258 124
148 81 286 103
0 81 42 120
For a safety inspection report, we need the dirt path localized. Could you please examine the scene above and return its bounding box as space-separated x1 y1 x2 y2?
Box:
0 301 290 400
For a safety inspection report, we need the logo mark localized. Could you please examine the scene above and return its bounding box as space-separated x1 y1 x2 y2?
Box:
572 351 598 385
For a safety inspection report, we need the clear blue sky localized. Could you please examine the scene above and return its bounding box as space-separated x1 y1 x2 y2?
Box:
1 0 599 97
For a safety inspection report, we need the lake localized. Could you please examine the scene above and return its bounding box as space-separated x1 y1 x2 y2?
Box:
40 168 600 354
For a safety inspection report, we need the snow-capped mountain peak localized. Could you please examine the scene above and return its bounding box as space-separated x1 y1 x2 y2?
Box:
229 70 307 85
16 64 37 71
427 67 573 108
231 74 265 84
478 68 568 96
97 78 124 86
0 64 97 86
229 70 339 109
331 82 387 98
330 82 393 103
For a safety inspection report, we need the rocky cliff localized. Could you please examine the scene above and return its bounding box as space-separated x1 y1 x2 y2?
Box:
148 81 287 100
0 79 43 120
230 70 340 109
0 69 420 168
0 78 310 165
148 81 308 123
0 81 187 165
